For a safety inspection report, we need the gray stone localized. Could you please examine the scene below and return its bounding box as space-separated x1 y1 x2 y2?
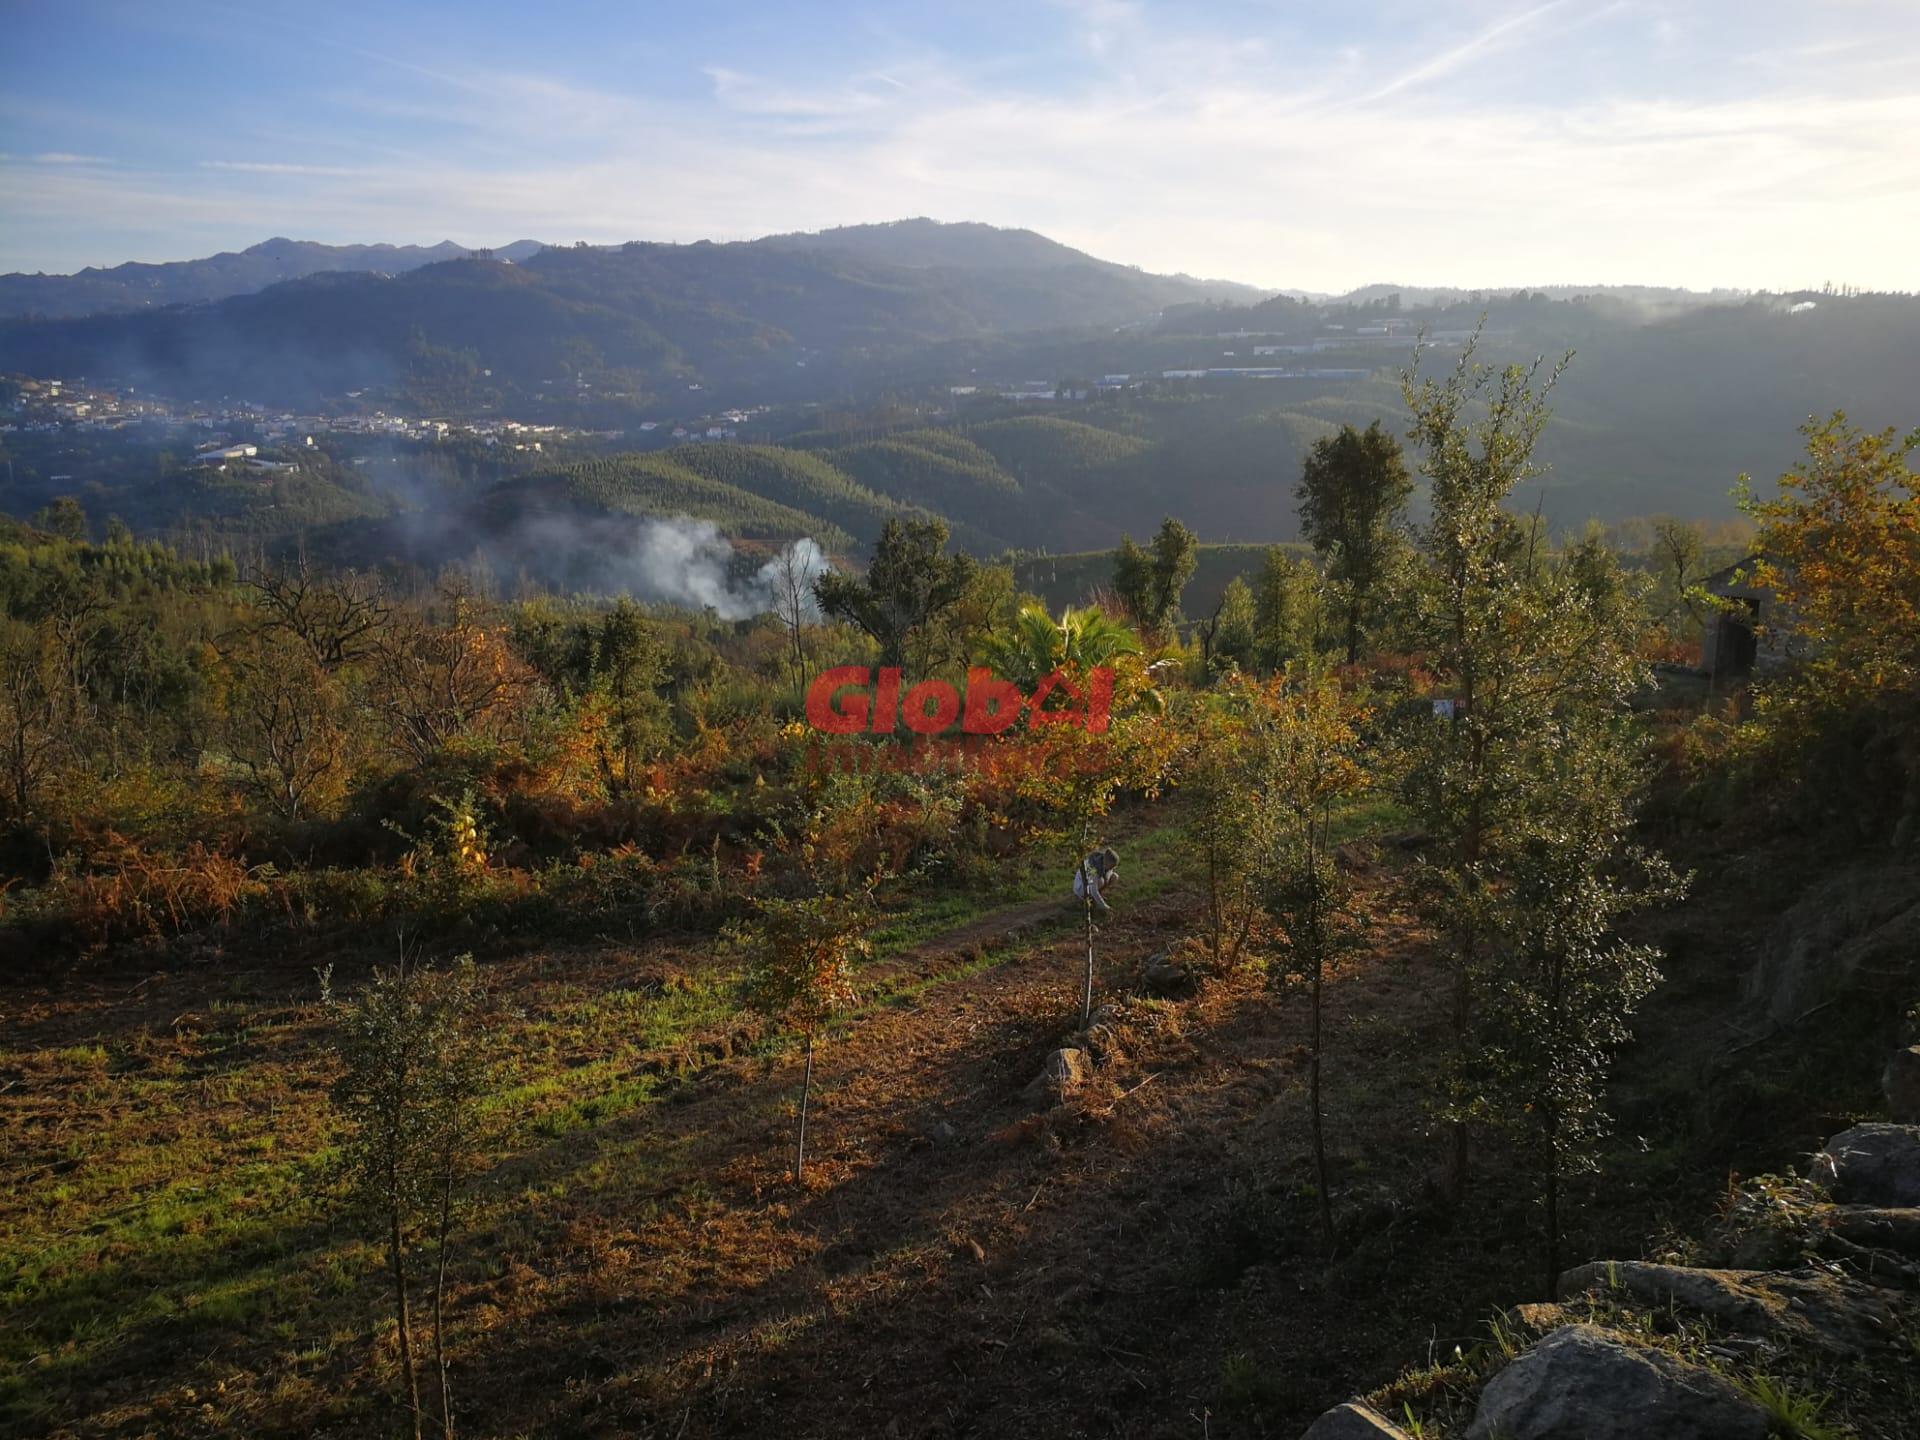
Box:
1466 1324 1767 1440
1027 1047 1092 1102
1814 1123 1920 1206
1140 949 1194 998
1825 1204 1920 1256
1741 864 1920 1026
1301 1400 1414 1438
1884 1046 1920 1124
1557 1260 1900 1356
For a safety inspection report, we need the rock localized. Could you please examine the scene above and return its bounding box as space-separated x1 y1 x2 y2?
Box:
1557 1260 1900 1356
1026 1047 1092 1102
1301 1400 1415 1438
1814 1123 1920 1206
1741 864 1920 1026
1510 1302 1567 1333
1825 1204 1920 1256
1885 1047 1920 1124
1466 1324 1767 1440
1140 949 1194 998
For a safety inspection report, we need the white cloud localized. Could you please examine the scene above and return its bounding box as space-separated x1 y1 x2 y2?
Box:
3 2 1917 290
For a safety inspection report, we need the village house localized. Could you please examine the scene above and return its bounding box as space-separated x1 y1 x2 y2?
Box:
1700 556 1803 682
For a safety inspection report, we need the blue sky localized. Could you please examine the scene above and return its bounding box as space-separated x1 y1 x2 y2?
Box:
2 0 1917 291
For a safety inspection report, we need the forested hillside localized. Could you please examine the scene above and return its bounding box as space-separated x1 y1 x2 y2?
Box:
0 237 547 319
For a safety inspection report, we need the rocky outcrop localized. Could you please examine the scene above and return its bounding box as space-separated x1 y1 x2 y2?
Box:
1813 1122 1920 1206
1884 1046 1920 1124
1464 1325 1768 1440
1556 1260 1900 1356
1740 864 1920 1026
1300 1401 1414 1438
1290 1053 1920 1440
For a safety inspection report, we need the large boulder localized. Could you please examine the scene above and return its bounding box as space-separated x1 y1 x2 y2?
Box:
1301 1401 1414 1438
1814 1123 1920 1207
1741 864 1920 1026
1556 1260 1901 1356
1885 1046 1920 1124
1466 1324 1767 1440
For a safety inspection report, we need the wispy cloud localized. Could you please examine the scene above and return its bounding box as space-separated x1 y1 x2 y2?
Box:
3 1 1917 290
200 160 364 177
1356 0 1573 104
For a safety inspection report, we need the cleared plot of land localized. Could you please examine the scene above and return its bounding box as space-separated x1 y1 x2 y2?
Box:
0 802 1778 1438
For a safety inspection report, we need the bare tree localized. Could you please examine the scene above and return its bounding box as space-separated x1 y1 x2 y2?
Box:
768 541 825 688
247 563 391 670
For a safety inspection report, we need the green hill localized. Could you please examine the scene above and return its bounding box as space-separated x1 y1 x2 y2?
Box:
664 443 902 548
482 454 848 550
825 436 1023 546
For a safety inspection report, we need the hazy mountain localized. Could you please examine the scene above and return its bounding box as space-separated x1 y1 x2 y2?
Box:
0 222 1268 405
0 237 547 319
756 217 1268 302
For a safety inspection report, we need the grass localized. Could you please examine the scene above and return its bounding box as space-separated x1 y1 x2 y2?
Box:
1739 1375 1845 1440
0 788 1428 1436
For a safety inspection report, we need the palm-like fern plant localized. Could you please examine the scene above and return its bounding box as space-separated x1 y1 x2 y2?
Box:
981 603 1141 689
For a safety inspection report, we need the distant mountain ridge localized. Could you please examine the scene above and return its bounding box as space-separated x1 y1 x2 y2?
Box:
0 221 1274 405
754 218 1266 302
0 237 548 319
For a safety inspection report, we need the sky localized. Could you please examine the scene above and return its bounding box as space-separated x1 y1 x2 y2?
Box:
2 0 1918 293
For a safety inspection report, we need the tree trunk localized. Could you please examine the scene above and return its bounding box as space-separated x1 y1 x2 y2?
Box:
1444 956 1471 1205
389 1211 423 1440
1207 840 1222 965
1082 888 1096 1027
794 1029 814 1185
1310 937 1334 1250
432 1162 456 1440
1544 1140 1561 1301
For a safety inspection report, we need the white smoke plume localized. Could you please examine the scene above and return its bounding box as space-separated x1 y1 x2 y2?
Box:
626 516 828 620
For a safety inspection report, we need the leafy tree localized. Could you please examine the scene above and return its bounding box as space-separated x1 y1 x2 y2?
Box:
1195 575 1257 674
736 890 870 1183
34 497 88 543
371 592 537 767
919 560 1018 675
1182 692 1269 970
1742 415 1920 830
1397 337 1659 1202
1744 415 1920 695
0 618 61 821
1296 421 1412 664
586 599 667 798
1252 546 1322 672
325 957 495 1440
1647 517 1708 643
1112 517 1198 634
1480 729 1680 1293
813 518 977 668
1251 666 1369 1248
